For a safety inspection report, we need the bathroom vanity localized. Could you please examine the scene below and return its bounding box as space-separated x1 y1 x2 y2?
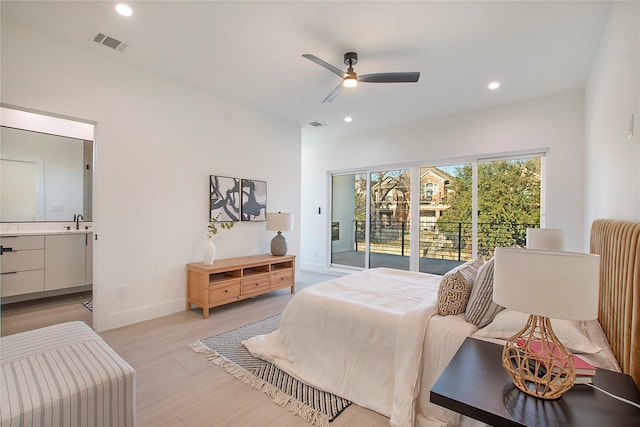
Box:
1 228 93 302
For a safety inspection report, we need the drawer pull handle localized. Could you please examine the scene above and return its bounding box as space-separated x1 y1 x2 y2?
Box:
224 289 229 293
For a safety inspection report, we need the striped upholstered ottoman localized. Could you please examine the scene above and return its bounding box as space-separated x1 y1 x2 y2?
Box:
1 321 135 426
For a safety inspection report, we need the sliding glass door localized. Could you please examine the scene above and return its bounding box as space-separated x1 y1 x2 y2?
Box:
369 169 411 270
331 173 366 268
330 153 543 273
420 164 470 274
476 156 541 257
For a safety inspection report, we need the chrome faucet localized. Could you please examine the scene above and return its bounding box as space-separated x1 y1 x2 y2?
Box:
74 214 84 230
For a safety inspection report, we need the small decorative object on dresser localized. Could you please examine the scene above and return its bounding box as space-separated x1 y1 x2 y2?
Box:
186 254 295 319
204 212 234 265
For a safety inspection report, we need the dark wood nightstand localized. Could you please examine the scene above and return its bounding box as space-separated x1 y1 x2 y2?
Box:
430 337 640 427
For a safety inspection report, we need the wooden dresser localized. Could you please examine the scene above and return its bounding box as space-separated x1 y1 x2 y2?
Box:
186 254 295 318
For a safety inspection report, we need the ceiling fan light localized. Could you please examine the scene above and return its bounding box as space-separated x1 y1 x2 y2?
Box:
343 77 358 88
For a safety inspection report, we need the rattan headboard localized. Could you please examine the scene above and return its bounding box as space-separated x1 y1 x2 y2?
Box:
590 219 640 387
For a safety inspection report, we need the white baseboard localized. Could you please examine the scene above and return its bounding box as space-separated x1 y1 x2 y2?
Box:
105 298 185 330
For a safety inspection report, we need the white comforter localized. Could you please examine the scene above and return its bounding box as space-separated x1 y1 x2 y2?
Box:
244 268 477 427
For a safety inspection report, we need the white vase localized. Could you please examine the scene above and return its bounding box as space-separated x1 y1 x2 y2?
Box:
203 238 216 265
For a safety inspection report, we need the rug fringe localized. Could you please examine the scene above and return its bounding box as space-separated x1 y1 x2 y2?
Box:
189 341 330 427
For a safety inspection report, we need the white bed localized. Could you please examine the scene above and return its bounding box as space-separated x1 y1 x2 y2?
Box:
245 265 622 427
245 267 477 427
0 321 136 427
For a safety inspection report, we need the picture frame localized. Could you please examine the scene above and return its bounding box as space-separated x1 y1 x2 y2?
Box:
210 175 241 222
241 178 267 221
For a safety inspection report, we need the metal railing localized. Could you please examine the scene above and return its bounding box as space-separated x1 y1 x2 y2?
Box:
354 220 539 260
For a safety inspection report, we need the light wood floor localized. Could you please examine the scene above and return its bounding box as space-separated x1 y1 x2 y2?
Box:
4 270 389 426
1 289 93 336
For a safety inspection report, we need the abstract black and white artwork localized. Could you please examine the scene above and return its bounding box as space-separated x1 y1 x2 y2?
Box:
210 175 241 221
241 179 267 221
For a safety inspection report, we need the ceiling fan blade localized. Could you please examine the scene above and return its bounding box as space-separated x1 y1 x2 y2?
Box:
302 54 345 78
322 82 344 103
359 72 420 83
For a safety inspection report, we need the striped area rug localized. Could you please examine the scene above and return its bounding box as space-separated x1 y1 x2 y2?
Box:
190 315 351 427
81 300 93 312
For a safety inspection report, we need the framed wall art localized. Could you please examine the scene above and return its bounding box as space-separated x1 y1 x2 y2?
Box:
241 178 267 221
210 175 241 221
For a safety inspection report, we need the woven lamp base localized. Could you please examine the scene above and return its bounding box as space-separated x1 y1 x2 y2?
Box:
502 314 576 400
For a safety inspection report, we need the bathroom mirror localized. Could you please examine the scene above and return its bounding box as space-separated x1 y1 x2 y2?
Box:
1 126 93 222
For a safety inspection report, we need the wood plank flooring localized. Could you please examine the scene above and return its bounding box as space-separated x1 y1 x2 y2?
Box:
50 270 389 427
1 290 93 336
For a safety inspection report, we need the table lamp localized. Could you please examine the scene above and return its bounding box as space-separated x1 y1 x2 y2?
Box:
526 228 564 250
493 247 600 399
266 212 293 256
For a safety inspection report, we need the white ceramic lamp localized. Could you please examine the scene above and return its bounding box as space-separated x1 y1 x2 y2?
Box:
266 212 293 256
493 247 600 399
526 228 564 250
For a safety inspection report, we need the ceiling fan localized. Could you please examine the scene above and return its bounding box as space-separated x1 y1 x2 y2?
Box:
302 52 420 103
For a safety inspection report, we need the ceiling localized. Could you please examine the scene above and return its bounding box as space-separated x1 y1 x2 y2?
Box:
1 1 613 136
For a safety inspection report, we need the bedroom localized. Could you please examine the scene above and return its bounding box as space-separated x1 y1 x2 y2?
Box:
1 1 639 425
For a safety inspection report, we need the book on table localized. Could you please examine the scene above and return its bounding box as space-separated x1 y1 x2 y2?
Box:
574 375 594 384
521 340 597 381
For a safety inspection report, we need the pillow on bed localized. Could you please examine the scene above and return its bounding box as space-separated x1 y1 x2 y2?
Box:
437 257 484 316
465 257 504 328
473 309 602 353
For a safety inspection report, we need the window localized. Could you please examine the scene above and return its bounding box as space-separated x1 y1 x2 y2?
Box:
330 153 544 273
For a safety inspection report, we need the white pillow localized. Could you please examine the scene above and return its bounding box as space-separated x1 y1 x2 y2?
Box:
465 257 504 327
473 309 601 354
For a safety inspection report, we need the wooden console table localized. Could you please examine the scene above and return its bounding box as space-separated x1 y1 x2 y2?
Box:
186 254 295 319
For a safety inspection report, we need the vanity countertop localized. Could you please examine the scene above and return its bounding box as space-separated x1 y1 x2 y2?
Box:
1 229 92 237
1 223 93 237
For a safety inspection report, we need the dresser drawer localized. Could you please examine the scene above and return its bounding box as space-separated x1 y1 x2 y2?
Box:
1 270 45 297
242 273 271 295
209 280 241 303
271 269 293 289
1 249 45 273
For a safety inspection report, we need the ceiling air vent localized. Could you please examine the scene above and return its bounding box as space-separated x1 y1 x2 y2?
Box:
309 122 327 128
93 33 128 52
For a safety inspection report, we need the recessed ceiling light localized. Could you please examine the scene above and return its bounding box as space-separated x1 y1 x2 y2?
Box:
115 4 133 17
488 81 501 90
344 117 353 123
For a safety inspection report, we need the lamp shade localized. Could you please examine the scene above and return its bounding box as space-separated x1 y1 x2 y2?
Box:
493 247 600 320
266 212 293 232
526 228 564 250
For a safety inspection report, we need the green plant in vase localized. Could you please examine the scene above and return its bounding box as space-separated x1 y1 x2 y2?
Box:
204 213 234 265
208 212 234 237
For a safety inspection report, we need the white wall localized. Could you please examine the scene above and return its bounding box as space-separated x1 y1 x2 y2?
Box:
1 21 301 331
585 1 640 242
301 90 586 271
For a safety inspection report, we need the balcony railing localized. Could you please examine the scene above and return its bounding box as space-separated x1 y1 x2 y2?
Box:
354 220 539 261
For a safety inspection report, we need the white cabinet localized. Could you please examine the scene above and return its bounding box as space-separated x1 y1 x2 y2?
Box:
1 233 92 299
44 234 87 291
1 235 45 297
